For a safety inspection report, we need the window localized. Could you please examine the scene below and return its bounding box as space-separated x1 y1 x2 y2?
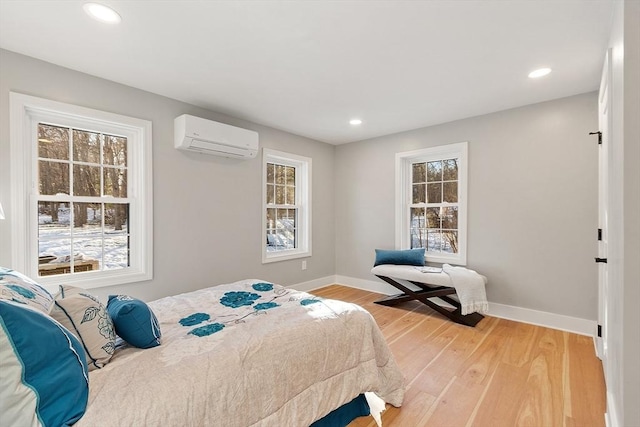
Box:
10 92 152 289
262 149 311 263
396 142 467 265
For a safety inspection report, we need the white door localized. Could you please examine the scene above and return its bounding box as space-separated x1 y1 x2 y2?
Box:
596 49 611 366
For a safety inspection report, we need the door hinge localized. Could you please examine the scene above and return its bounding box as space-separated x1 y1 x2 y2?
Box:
595 257 608 263
589 131 602 144
597 324 602 338
598 228 602 241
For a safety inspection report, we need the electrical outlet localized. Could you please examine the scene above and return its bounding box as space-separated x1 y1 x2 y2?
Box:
302 260 307 270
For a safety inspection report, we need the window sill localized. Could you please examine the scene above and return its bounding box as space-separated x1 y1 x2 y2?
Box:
36 268 152 294
262 249 311 264
425 253 467 266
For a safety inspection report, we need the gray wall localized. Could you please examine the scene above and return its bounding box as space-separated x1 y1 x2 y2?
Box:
335 92 598 320
0 49 336 302
622 1 640 422
607 1 640 424
0 49 602 323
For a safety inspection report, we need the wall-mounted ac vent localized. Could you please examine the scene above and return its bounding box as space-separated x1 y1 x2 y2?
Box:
174 114 259 159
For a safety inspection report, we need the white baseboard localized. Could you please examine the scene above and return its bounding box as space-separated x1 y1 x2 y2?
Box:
289 275 336 292
330 274 596 337
487 301 596 337
605 391 621 427
595 336 604 360
334 274 399 295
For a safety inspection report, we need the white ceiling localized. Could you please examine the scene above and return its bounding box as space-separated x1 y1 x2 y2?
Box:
0 1 613 145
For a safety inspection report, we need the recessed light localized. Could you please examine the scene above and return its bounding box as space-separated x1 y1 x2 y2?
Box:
83 2 121 24
349 119 362 125
528 68 552 79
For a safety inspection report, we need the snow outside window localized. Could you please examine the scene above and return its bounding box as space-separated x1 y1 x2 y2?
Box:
396 142 468 265
9 93 153 291
262 149 311 263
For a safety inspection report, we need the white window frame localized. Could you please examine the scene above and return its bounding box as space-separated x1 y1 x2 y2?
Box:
396 141 468 265
262 148 312 263
9 92 153 291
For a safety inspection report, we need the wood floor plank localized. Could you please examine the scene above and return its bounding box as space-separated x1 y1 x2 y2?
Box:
514 327 566 427
347 416 375 427
424 376 488 427
410 320 497 396
468 362 530 426
389 322 458 386
566 333 607 425
378 388 438 426
383 307 446 343
418 319 505 425
311 285 606 427
313 285 373 304
501 320 540 368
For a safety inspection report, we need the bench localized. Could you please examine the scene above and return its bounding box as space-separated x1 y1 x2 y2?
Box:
371 264 486 327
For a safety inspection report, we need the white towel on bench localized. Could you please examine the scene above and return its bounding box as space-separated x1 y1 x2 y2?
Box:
443 264 489 315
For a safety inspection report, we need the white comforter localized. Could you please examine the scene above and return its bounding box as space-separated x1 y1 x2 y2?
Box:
76 280 405 427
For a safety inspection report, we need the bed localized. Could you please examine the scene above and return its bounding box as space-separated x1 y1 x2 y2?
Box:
0 270 405 427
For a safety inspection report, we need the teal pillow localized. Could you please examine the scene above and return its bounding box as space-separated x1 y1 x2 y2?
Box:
107 295 161 349
0 300 89 427
374 248 425 266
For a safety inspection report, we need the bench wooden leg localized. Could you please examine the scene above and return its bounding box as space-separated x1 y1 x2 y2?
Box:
373 275 484 327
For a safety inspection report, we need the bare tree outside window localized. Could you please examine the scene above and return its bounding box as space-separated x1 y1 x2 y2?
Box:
37 123 130 276
410 158 459 254
265 163 297 251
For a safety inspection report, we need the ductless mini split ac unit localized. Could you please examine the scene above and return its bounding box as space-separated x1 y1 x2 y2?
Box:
174 114 259 159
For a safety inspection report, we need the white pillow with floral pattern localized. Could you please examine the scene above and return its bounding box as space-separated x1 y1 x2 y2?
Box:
0 266 54 313
50 290 116 371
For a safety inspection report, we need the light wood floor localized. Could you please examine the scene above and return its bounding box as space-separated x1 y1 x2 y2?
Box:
311 285 606 427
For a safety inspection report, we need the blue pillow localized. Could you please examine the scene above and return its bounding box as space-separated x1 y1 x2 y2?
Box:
374 248 425 266
0 300 89 427
107 295 161 349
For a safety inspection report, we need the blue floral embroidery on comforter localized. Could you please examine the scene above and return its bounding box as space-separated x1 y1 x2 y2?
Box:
252 283 274 292
220 291 261 308
179 312 210 327
254 302 279 311
177 281 326 338
189 323 225 337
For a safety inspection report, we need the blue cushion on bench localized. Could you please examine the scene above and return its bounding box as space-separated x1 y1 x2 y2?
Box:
374 248 425 267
